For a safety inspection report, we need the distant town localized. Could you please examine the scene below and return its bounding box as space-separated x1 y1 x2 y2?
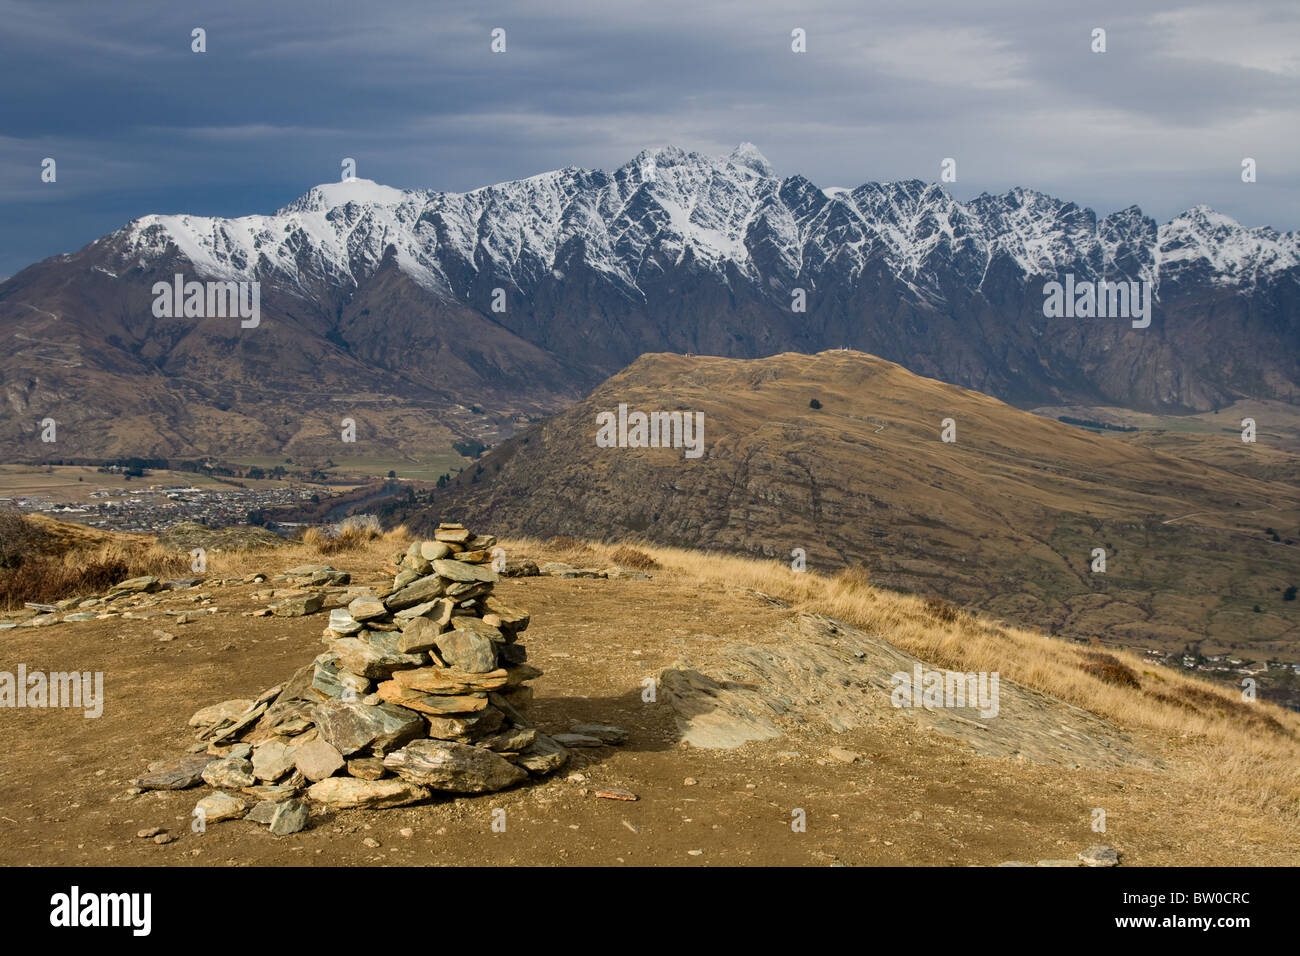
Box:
2 472 323 535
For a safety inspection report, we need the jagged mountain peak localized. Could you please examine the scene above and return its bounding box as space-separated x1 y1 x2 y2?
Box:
278 178 425 215
726 142 775 177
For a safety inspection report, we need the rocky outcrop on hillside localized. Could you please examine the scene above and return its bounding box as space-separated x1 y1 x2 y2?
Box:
660 612 1156 771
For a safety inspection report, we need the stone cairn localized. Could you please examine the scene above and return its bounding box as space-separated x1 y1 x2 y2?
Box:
141 522 577 836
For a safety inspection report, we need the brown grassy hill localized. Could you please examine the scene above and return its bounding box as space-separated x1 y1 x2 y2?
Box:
391 350 1300 668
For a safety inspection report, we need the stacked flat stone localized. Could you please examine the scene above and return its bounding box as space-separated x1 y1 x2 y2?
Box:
159 524 568 833
307 522 566 797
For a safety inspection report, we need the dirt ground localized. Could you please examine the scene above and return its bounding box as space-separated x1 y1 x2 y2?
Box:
1 562 1297 867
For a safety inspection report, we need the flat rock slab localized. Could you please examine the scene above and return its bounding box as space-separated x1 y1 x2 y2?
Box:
252 741 297 782
396 617 444 654
329 608 364 635
312 655 372 700
431 559 498 585
294 739 345 781
246 800 280 825
107 576 161 596
346 757 387 780
135 754 214 790
482 597 529 631
434 630 498 673
347 596 388 622
201 756 256 789
384 575 446 611
307 777 431 809
384 739 527 793
569 723 627 745
376 681 489 716
189 699 254 728
479 727 538 752
449 616 504 643
269 799 310 835
312 699 426 756
396 597 454 625
393 666 508 695
418 541 453 560
241 783 302 801
659 612 1160 770
272 592 324 617
329 635 427 680
1078 845 1120 867
210 701 269 743
195 791 248 823
509 733 568 775
423 708 505 742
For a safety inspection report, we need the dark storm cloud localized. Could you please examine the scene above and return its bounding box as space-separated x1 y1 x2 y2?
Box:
1 0 1296 277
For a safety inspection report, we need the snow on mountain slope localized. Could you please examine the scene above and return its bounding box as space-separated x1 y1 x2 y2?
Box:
113 144 1299 308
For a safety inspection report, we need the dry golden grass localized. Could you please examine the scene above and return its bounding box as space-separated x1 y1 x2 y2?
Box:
0 539 193 610
0 514 411 609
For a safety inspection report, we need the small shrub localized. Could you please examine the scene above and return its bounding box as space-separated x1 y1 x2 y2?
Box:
609 546 659 570
1080 651 1141 688
0 506 49 569
809 398 822 409
1175 683 1289 737
300 518 382 555
546 536 597 562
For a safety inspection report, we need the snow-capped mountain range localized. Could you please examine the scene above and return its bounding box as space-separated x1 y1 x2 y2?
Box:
115 143 1296 307
1 144 1297 459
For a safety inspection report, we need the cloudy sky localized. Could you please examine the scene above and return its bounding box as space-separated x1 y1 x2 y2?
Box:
2 0 1297 278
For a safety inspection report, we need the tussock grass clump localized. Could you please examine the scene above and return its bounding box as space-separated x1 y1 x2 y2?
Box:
0 540 191 610
609 545 659 570
545 536 598 564
1173 684 1290 738
1080 651 1142 688
299 516 398 555
833 565 872 591
0 506 50 569
302 524 376 554
923 597 963 625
